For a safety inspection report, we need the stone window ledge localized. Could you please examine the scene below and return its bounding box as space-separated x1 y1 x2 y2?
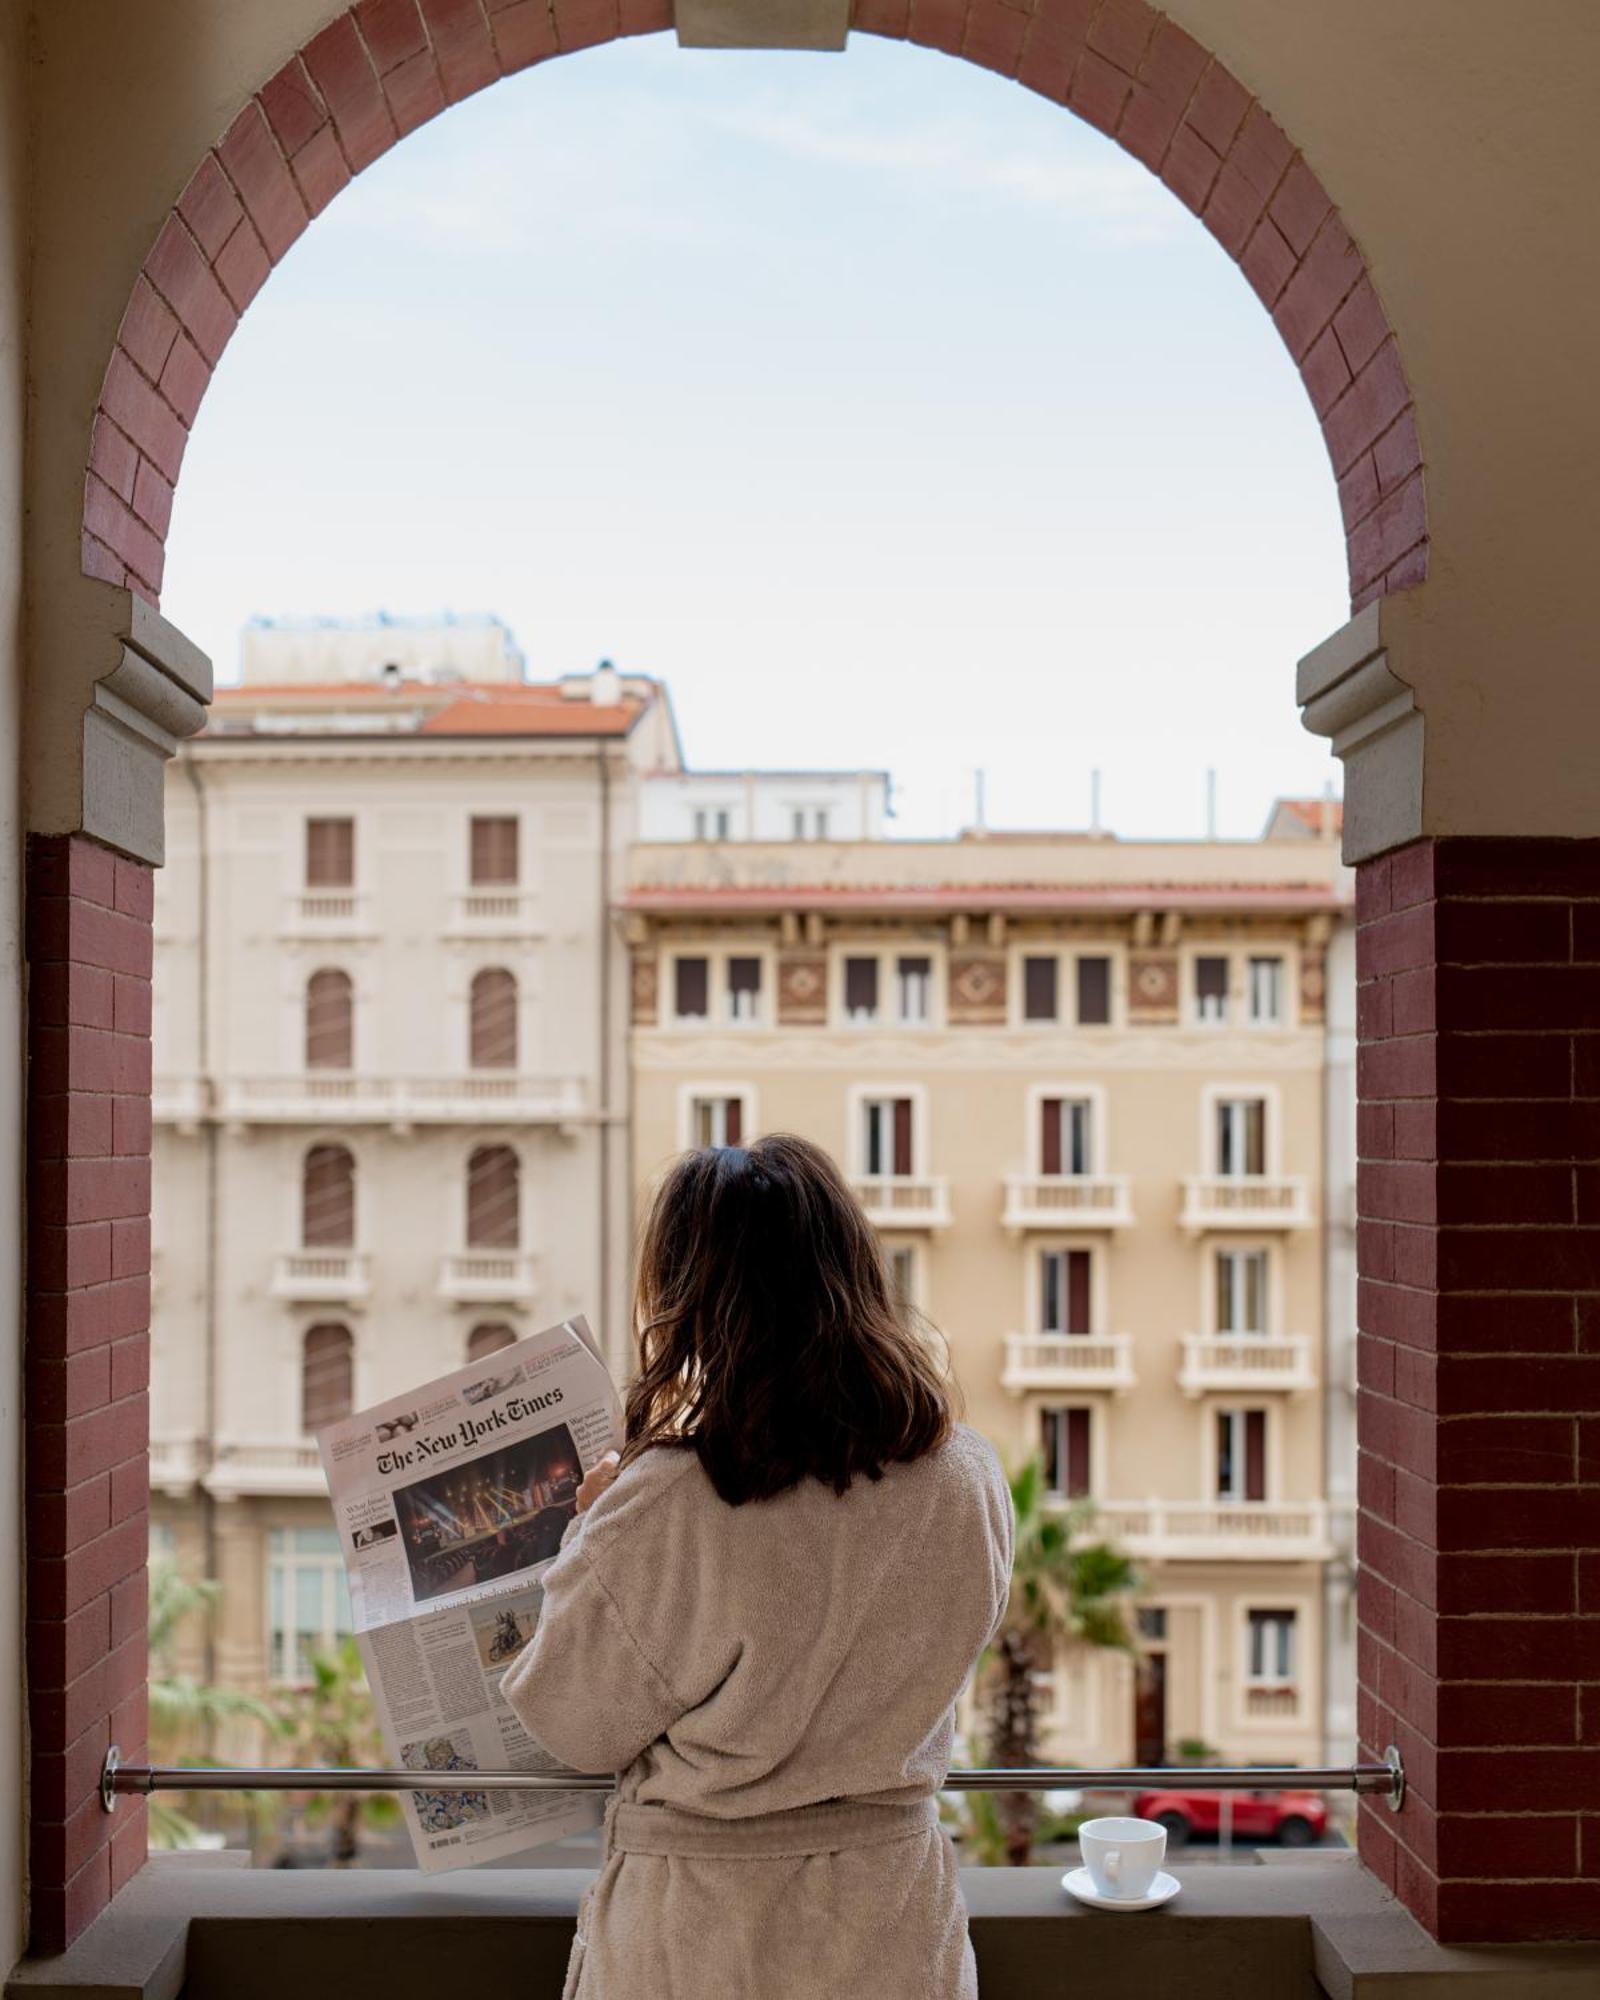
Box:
7 1852 1600 2000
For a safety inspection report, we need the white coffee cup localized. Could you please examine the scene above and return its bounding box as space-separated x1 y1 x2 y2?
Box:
1078 1816 1166 1900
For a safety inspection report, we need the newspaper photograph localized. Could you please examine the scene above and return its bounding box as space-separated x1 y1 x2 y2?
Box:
316 1315 621 1871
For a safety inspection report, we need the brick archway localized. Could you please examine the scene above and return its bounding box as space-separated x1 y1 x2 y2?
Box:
82 0 1426 614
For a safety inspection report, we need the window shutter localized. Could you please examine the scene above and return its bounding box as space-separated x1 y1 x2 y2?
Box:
302 1145 355 1248
892 1097 914 1176
305 969 353 1069
1244 1099 1267 1175
1023 956 1058 1022
470 968 518 1069
306 818 354 888
470 816 518 886
467 1323 517 1362
1040 1098 1063 1175
1066 1249 1092 1335
302 1324 353 1431
1066 1409 1092 1498
724 1096 743 1146
467 1145 520 1249
1244 1410 1267 1501
1076 956 1111 1025
845 957 879 1016
674 957 709 1018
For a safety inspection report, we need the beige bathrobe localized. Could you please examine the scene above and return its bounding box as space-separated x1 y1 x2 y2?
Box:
503 1423 1012 1999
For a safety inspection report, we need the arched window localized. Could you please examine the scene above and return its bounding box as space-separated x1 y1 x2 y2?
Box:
302 1323 353 1432
466 1145 520 1249
302 1144 355 1248
469 968 518 1070
467 1322 517 1363
305 968 353 1070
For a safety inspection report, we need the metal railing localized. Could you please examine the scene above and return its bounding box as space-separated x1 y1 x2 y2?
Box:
101 1745 1404 1813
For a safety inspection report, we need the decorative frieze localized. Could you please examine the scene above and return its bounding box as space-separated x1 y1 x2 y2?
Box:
1299 945 1328 1024
1129 953 1179 1023
629 948 658 1027
778 951 827 1025
948 952 1007 1025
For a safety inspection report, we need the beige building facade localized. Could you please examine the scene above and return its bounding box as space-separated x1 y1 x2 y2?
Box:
624 826 1353 1770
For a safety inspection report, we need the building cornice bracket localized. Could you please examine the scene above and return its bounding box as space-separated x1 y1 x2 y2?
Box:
1297 601 1423 864
82 598 213 864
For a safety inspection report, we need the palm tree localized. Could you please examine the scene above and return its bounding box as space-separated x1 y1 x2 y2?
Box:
147 1558 280 1850
981 1459 1140 1866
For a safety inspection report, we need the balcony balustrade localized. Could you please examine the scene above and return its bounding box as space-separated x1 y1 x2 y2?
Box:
280 890 373 935
1179 1174 1312 1232
852 1174 952 1229
1177 1333 1316 1396
205 1439 326 1499
152 1074 207 1128
1000 1332 1136 1394
149 1434 202 1498
438 1250 537 1304
220 1073 585 1125
271 1250 371 1304
1001 1173 1133 1231
1243 1683 1302 1720
1075 1497 1333 1561
447 888 539 934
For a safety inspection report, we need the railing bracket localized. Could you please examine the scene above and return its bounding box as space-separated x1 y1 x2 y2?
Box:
1384 1743 1406 1813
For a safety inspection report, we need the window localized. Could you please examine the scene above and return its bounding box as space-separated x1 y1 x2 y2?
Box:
466 1145 520 1248
302 1144 355 1248
692 807 731 841
673 956 710 1021
304 968 353 1069
1039 1097 1093 1176
860 1096 914 1177
1246 1608 1297 1684
844 956 879 1022
469 816 518 886
469 968 518 1069
1216 1408 1268 1501
790 807 830 839
1041 1407 1092 1498
886 1243 918 1309
1216 1249 1269 1334
895 955 932 1024
690 1095 744 1148
1023 955 1058 1022
1195 956 1230 1023
268 1526 353 1683
1040 1248 1092 1335
468 1322 518 1362
1076 956 1111 1026
305 817 354 888
1216 1097 1267 1176
301 1323 354 1432
1248 956 1284 1025
1136 1606 1168 1643
726 957 762 1023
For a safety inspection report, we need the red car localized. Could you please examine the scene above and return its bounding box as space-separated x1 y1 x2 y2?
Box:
1132 1787 1327 1848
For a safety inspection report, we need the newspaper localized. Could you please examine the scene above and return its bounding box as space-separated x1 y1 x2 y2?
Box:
316 1315 622 1871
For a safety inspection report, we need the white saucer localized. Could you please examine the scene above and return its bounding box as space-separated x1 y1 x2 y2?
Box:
1061 1867 1181 1912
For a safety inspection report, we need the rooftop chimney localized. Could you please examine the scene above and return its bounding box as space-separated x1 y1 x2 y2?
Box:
592 659 621 707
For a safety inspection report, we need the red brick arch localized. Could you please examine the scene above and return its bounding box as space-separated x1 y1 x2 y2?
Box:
84 0 1426 609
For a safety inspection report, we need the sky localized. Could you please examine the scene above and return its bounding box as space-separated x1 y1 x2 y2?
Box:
161 32 1349 841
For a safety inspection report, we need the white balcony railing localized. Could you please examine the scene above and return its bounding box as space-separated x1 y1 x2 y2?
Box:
1001 1174 1134 1231
153 1075 207 1128
1177 1333 1317 1396
438 1251 537 1304
150 1435 202 1497
1000 1332 1136 1395
1244 1683 1303 1720
1079 1498 1333 1562
281 890 371 934
853 1175 952 1229
271 1251 371 1304
222 1074 584 1125
448 889 537 932
1179 1175 1312 1232
206 1439 326 1499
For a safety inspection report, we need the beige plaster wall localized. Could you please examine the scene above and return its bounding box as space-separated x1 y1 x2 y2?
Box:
18 0 1600 842
0 0 27 1964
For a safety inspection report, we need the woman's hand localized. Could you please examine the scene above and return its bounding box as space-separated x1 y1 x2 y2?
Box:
576 1451 621 1516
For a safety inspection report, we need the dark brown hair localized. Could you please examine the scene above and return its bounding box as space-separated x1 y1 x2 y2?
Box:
624 1133 955 1506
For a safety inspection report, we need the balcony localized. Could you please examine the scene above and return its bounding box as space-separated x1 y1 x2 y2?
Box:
1178 1334 1317 1396
446 888 540 935
149 1434 202 1497
271 1250 371 1304
1243 1683 1303 1720
438 1250 537 1304
204 1439 325 1499
152 1074 207 1129
1082 1498 1333 1562
221 1073 585 1126
280 889 373 937
1001 1332 1136 1395
853 1174 952 1229
1179 1175 1312 1232
1001 1173 1133 1231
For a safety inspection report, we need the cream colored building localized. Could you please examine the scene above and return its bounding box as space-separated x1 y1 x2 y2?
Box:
150 636 680 1688
624 824 1354 1770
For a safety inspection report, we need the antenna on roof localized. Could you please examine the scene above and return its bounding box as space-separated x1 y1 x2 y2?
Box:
1205 768 1218 840
1090 769 1102 835
972 768 987 834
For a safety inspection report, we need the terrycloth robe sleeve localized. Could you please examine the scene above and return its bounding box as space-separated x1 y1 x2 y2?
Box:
500 1447 715 1773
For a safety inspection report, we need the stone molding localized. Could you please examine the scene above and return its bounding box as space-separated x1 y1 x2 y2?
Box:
1297 602 1423 866
82 599 212 865
676 0 849 46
